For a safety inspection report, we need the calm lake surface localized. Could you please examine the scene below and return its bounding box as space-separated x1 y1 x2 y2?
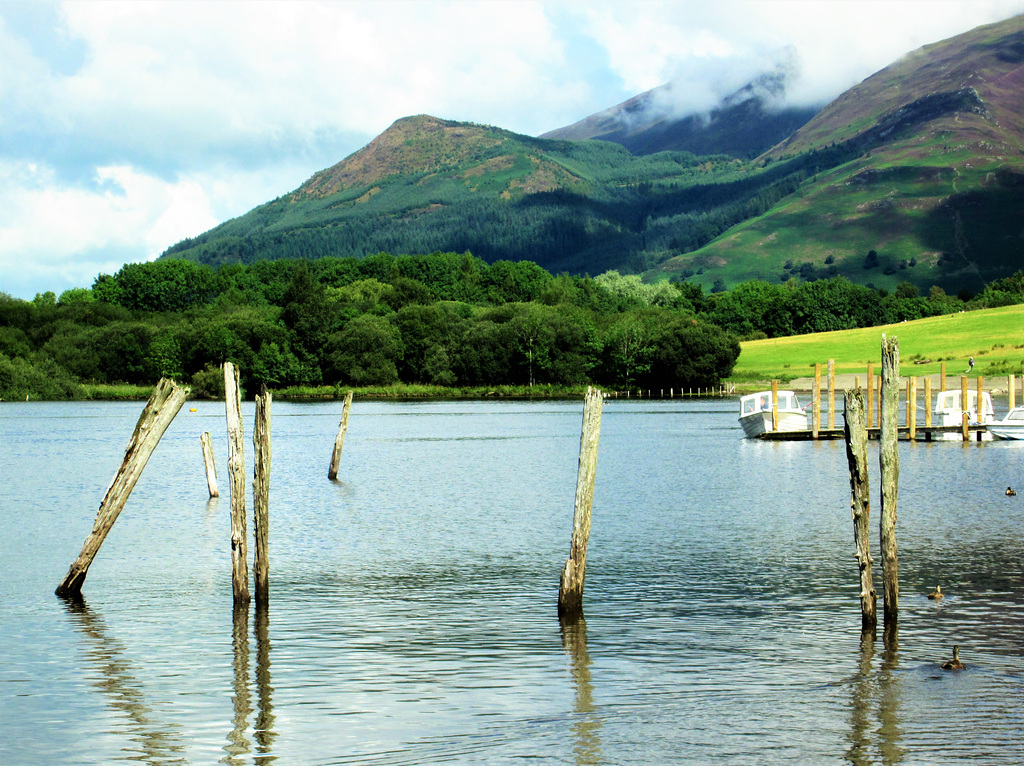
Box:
2 397 1023 765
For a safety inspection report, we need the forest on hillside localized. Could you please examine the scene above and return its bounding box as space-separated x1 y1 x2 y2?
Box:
2 251 1023 400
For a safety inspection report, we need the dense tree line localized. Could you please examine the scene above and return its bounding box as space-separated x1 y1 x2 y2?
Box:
2 252 1020 400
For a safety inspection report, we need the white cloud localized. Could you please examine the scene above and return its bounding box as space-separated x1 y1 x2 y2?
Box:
1 0 1023 298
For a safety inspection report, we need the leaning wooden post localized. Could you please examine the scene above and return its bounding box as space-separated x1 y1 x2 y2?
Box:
200 432 219 498
961 376 969 442
558 387 603 621
812 363 822 439
771 379 779 432
844 389 876 634
879 335 900 628
224 362 250 605
56 379 189 598
253 386 272 604
327 390 354 480
827 359 836 430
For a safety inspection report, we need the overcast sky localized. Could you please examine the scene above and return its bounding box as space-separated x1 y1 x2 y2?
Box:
2 0 1022 299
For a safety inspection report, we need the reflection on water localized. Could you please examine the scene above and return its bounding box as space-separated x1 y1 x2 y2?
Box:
224 604 276 765
63 598 189 765
3 399 1024 764
560 616 600 766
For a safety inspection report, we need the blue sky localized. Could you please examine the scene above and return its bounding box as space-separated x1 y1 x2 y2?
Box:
1 0 1022 299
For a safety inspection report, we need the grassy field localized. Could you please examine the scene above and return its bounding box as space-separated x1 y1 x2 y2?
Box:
732 303 1024 386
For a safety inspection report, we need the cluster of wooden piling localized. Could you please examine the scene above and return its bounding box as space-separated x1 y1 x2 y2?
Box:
843 335 901 641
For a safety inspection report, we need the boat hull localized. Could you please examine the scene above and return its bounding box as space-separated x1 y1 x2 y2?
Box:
739 410 808 438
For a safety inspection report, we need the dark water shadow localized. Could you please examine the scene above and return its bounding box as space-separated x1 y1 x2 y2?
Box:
62 597 188 765
559 616 601 766
222 602 276 765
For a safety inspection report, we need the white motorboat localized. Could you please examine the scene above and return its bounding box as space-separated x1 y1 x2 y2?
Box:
933 389 996 440
738 390 808 438
988 406 1024 440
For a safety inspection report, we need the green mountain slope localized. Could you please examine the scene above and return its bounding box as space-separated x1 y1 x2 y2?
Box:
163 115 830 275
652 14 1024 294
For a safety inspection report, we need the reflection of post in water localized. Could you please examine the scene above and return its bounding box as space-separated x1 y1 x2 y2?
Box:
253 603 277 759
845 631 875 765
877 625 906 765
559 616 601 766
62 598 187 764
223 602 277 765
223 604 252 765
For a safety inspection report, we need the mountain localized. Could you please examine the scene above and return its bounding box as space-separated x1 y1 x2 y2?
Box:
162 114 821 276
652 14 1024 294
541 67 819 159
164 16 1024 295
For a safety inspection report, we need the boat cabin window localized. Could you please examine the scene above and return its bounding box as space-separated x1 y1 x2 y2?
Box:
1007 409 1024 422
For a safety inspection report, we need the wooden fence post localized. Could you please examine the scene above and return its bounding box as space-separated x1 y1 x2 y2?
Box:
771 379 779 432
812 363 821 439
879 335 900 628
56 379 189 598
844 389 876 634
328 391 353 480
253 386 271 604
866 362 875 431
224 362 250 606
558 387 603 621
828 359 836 430
961 376 969 442
201 432 219 498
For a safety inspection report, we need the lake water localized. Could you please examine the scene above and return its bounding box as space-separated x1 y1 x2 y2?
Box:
2 397 1023 765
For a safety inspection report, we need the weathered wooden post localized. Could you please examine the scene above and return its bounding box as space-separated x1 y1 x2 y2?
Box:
56 379 189 598
828 359 836 430
200 432 219 498
224 362 250 605
940 361 947 393
866 362 875 431
253 386 272 604
771 379 779 432
879 335 900 628
558 387 603 621
812 363 822 439
327 391 353 481
844 389 876 634
960 376 969 442
1010 374 1017 412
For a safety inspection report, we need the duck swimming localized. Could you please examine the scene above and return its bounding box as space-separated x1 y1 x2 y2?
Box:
928 585 943 600
1007 487 1017 496
941 645 965 670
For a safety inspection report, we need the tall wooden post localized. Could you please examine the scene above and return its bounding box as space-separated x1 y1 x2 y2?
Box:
940 361 947 392
224 362 250 606
200 432 219 498
558 387 603 620
771 379 779 432
327 391 353 480
924 378 932 429
866 363 875 431
812 363 822 438
844 389 876 634
253 386 272 604
961 376 969 442
907 377 917 441
1010 374 1017 412
56 379 189 598
827 359 836 430
879 336 900 628
977 376 985 423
